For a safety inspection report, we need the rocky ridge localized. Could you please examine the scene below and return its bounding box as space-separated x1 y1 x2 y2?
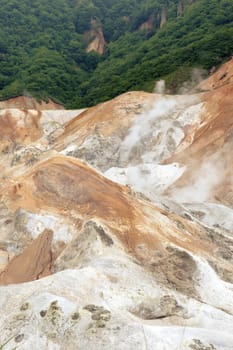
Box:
0 58 232 349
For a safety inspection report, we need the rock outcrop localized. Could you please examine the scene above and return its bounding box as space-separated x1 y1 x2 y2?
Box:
85 20 106 55
139 15 154 31
160 8 167 28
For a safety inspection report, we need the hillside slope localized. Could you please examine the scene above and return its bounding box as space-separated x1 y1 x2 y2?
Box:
0 59 232 349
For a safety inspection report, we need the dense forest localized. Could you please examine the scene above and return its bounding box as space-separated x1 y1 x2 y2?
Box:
0 0 232 107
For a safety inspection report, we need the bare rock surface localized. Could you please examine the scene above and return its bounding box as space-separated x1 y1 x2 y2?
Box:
0 96 64 110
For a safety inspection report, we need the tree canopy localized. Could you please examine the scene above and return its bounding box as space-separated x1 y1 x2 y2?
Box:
0 0 232 107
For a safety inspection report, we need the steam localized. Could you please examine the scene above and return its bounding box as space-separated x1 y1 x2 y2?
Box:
154 80 166 94
172 154 226 203
153 68 207 95
120 96 179 164
178 68 207 94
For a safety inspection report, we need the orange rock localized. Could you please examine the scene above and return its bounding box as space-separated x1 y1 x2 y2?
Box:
0 229 53 285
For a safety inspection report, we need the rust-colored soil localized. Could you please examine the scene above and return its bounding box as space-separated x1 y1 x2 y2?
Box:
0 96 64 110
0 110 42 145
0 229 53 285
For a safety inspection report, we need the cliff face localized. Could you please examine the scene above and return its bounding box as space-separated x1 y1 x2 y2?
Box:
85 20 106 55
0 59 232 349
160 7 167 28
139 1 200 31
139 15 154 31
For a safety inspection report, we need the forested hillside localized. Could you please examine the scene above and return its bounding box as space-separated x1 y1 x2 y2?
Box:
0 0 232 107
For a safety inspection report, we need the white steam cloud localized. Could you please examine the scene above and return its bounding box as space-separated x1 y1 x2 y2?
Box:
119 96 179 164
154 80 166 94
172 153 228 203
178 68 207 94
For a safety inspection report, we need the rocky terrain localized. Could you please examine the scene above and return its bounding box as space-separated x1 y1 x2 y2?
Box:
0 58 232 349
